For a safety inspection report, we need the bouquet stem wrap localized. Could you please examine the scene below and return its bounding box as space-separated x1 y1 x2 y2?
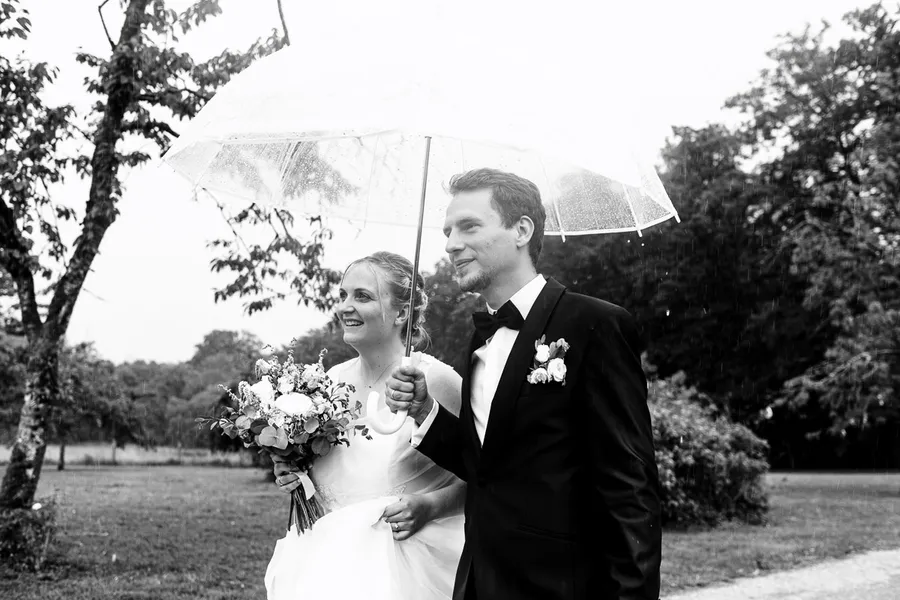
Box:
287 472 324 534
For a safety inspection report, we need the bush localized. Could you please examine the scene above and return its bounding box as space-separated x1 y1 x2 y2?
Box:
0 498 58 572
649 365 770 527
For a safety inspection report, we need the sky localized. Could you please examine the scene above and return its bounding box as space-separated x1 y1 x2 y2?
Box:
7 0 875 364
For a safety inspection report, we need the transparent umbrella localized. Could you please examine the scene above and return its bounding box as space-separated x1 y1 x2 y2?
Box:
164 50 678 236
162 0 680 432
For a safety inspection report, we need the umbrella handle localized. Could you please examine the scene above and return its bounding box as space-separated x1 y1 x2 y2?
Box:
364 356 413 435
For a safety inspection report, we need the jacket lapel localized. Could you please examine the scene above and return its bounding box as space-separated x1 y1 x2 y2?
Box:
479 278 566 460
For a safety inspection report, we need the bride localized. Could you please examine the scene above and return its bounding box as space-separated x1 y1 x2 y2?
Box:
266 251 465 600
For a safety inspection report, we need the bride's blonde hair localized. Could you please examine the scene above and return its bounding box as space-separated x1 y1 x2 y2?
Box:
343 252 430 350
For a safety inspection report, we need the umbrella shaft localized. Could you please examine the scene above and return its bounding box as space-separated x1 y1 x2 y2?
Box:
406 136 432 356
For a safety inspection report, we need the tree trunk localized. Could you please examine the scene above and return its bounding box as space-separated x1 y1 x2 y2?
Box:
0 0 150 510
0 339 60 509
58 437 66 471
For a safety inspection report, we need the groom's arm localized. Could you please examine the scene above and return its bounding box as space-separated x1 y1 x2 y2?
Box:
581 307 662 600
413 402 468 482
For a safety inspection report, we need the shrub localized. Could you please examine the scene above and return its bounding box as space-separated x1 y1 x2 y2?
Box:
0 498 58 572
649 364 770 526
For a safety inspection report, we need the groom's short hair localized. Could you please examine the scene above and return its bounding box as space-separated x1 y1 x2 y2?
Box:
447 168 546 265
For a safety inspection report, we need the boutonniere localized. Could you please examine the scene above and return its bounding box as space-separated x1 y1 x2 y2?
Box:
526 335 570 385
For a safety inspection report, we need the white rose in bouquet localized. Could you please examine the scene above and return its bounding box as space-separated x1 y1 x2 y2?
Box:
277 373 295 395
249 379 276 407
535 344 551 363
255 359 272 376
278 392 314 417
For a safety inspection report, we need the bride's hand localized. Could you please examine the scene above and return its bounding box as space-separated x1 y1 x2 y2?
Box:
381 494 434 541
272 455 302 494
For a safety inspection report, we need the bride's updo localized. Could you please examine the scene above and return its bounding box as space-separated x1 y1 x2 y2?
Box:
345 251 430 349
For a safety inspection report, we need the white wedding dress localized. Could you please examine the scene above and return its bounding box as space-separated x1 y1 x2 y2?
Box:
265 354 465 600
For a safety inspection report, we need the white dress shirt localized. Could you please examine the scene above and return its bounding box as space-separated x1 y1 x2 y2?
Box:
412 274 546 446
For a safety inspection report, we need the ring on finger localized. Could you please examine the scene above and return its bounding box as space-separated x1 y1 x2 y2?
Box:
392 522 399 531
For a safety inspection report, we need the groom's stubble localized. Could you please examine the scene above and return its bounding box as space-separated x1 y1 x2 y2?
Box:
455 268 491 295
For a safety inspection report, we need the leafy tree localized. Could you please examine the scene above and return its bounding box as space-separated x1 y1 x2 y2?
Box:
55 343 153 468
0 0 342 510
728 3 900 443
538 124 824 421
289 323 357 369
188 329 260 389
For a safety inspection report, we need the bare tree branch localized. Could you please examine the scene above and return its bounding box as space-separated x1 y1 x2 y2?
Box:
123 118 180 139
98 0 115 50
276 0 290 46
273 208 298 242
136 87 212 104
794 349 900 390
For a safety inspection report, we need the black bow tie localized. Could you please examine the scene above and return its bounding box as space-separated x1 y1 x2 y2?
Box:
472 301 524 345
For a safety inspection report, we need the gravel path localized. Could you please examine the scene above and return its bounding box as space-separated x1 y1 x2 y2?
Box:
664 549 900 600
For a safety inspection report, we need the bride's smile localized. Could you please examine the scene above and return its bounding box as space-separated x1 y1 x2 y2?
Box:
337 263 406 349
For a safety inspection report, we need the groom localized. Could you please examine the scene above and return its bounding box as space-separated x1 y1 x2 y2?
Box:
386 168 662 600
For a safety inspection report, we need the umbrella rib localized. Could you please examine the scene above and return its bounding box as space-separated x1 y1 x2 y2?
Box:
620 181 644 238
538 157 566 242
362 135 382 228
552 201 566 243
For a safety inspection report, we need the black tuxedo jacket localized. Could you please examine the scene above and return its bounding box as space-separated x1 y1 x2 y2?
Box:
418 278 662 600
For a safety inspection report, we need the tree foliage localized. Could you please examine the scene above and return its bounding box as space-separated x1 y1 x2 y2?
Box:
0 0 342 509
726 5 900 445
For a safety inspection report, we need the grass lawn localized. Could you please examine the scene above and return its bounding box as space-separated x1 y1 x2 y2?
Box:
1 468 899 599
662 472 900 593
1 466 284 600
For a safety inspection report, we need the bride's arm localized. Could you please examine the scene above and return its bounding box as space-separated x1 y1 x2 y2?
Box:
382 360 466 539
422 478 466 520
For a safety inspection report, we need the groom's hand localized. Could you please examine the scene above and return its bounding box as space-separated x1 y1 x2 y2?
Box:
385 364 433 425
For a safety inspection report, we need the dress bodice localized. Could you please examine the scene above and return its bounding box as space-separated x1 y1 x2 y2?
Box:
310 354 457 511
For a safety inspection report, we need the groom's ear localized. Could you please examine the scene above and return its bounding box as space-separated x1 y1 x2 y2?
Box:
514 216 535 249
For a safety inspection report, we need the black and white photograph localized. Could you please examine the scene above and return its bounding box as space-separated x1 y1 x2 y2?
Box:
1 1 897 599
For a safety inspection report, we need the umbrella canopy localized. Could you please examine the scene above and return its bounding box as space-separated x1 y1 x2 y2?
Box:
163 2 678 237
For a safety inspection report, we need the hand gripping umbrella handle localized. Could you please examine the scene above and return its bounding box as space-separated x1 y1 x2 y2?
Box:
365 356 413 435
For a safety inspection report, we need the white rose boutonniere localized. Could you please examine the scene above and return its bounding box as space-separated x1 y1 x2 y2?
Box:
547 358 567 382
527 367 550 384
526 335 569 386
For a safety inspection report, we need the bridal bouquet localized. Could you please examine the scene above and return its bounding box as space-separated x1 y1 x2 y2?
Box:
198 347 367 533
